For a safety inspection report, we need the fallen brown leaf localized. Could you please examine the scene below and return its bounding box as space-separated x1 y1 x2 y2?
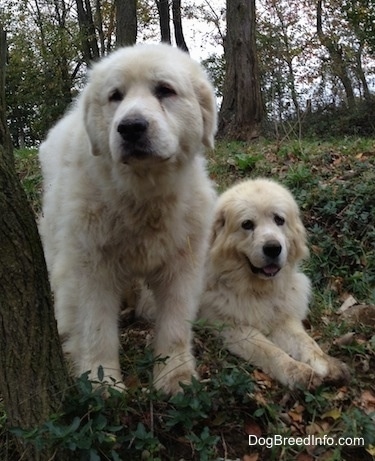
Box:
296 453 314 461
288 405 305 423
243 454 259 461
253 369 273 388
244 420 262 437
357 389 375 415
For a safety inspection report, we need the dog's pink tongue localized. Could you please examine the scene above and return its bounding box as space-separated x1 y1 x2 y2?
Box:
263 264 279 276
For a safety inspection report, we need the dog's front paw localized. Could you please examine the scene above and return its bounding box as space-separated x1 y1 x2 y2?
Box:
324 356 350 384
283 361 323 389
153 351 197 395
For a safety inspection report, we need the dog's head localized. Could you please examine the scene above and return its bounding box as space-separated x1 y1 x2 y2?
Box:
211 179 309 280
81 44 217 166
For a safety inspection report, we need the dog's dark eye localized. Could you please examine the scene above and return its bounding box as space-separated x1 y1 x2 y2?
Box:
241 220 254 230
274 214 285 226
155 83 177 99
109 89 123 103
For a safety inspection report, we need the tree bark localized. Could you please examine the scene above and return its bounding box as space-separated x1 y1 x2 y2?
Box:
317 0 355 108
172 0 189 52
156 0 171 44
116 0 137 47
76 0 100 64
0 26 71 461
218 0 263 141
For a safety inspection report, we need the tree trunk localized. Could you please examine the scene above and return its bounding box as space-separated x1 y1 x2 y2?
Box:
218 0 263 141
116 0 137 47
317 0 355 108
172 0 189 52
355 44 371 101
0 26 71 461
76 0 100 64
156 0 171 44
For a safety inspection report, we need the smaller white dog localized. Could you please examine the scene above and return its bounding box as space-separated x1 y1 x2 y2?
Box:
200 178 350 389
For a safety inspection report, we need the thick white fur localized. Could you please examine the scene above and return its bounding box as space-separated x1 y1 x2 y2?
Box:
200 179 350 389
39 44 217 394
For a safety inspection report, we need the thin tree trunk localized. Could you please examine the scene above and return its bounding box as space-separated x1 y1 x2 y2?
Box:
355 45 371 101
172 0 189 52
96 0 106 55
218 0 263 141
156 0 171 43
116 0 137 47
76 0 100 64
0 27 71 461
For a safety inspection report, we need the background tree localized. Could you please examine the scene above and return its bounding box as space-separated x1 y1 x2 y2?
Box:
3 0 79 146
116 0 137 46
0 0 374 142
156 0 171 43
172 0 189 51
76 0 101 63
317 0 355 108
0 25 71 461
343 0 375 55
219 0 263 140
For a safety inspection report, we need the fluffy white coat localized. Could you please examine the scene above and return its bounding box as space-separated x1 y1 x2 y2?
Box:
39 44 217 393
200 179 350 389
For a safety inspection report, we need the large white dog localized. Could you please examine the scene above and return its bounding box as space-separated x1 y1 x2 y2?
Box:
200 179 350 389
39 44 217 394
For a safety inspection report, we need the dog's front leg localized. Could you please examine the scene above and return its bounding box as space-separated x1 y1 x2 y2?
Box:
56 268 124 389
222 325 323 389
150 267 201 395
270 319 350 384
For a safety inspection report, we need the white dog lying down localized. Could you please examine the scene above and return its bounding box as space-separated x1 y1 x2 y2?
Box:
199 178 350 389
39 44 217 394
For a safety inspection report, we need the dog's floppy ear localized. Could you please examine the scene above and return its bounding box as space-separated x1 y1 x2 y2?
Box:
195 78 217 149
290 214 309 263
211 208 226 245
82 87 102 157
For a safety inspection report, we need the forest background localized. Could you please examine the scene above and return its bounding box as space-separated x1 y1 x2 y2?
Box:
1 0 375 145
0 1 374 460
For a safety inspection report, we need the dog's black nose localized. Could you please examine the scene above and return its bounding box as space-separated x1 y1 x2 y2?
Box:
263 240 282 259
117 117 149 142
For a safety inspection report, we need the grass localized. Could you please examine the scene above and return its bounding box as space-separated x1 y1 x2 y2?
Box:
1 137 374 460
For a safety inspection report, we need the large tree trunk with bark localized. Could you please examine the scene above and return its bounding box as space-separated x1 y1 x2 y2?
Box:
218 0 263 141
0 26 71 461
116 0 137 47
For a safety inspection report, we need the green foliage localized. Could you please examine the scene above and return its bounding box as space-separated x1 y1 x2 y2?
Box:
342 0 375 54
300 99 375 138
13 148 42 213
1 1 80 146
341 408 375 446
202 53 225 98
10 372 126 459
186 427 220 461
3 355 254 460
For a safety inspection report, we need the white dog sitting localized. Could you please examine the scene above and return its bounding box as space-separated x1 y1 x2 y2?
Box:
39 44 217 394
200 178 350 389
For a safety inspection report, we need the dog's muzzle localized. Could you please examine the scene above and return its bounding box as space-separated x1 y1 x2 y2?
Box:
247 239 282 278
117 116 153 162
